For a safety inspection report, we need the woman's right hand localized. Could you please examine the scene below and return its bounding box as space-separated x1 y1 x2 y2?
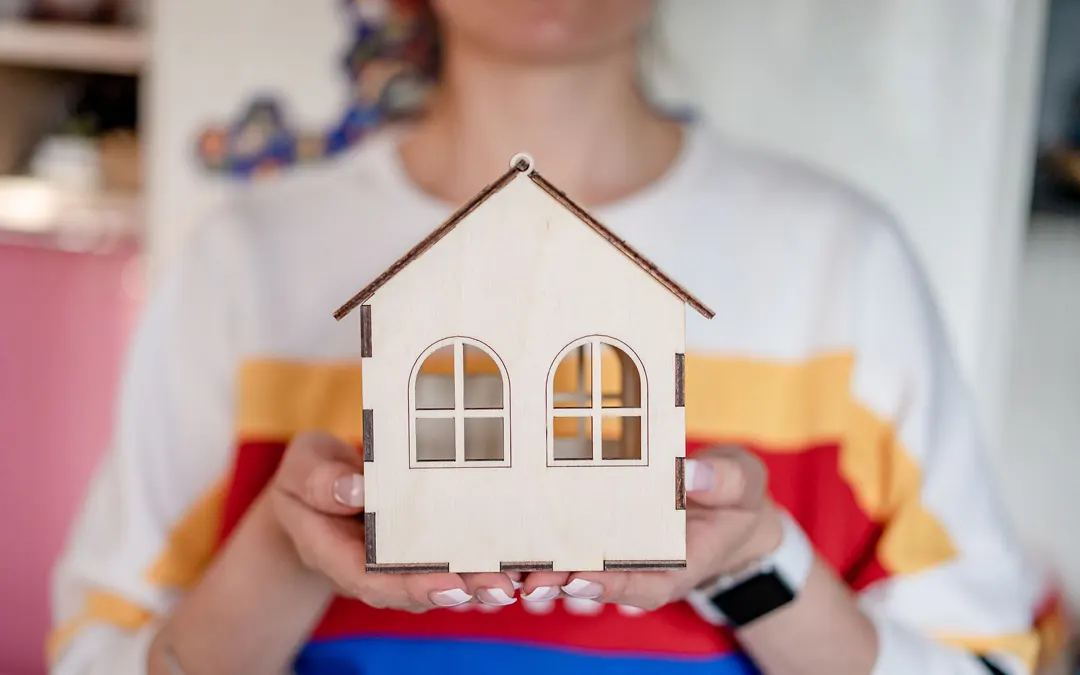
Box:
266 430 519 611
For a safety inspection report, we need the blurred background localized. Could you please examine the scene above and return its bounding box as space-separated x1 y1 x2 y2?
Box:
0 0 1078 672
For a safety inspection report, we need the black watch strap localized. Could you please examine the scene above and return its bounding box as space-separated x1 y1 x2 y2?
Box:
707 568 797 627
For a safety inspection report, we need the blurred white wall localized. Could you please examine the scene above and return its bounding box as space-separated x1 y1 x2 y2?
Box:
147 1 349 271
650 0 1048 443
1003 216 1080 609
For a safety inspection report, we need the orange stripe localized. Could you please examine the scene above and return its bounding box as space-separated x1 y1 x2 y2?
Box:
684 352 852 448
233 354 955 576
47 590 155 663
236 356 629 441
937 632 1040 671
145 478 227 589
48 481 228 662
237 359 364 443
684 351 955 575
418 346 626 396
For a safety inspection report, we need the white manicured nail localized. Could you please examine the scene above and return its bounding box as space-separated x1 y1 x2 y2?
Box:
522 586 559 602
685 459 715 492
512 580 524 591
430 589 472 607
562 579 604 599
332 473 364 507
477 588 517 606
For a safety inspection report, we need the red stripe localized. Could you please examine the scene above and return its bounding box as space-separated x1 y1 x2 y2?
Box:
316 598 738 656
218 440 288 540
686 441 888 591
217 439 886 654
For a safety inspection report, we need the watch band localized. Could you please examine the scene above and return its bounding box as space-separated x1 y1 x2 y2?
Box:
685 510 814 628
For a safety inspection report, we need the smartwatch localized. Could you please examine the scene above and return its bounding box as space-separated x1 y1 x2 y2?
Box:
685 510 814 628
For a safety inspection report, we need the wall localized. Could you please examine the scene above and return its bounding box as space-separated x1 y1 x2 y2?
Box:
1002 215 1080 608
147 1 351 275
648 0 1046 441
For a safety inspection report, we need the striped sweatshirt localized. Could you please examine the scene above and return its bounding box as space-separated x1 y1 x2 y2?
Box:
50 120 1060 674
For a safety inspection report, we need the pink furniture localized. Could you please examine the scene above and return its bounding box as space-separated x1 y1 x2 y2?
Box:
0 240 141 674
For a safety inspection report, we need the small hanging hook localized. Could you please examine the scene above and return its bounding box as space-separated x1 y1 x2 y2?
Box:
509 152 534 174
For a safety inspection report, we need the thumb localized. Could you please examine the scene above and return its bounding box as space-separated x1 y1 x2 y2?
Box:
685 446 768 509
276 430 366 515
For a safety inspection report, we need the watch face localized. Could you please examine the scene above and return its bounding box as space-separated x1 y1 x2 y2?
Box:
711 570 796 627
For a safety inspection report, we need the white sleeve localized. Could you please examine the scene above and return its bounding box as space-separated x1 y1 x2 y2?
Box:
848 217 1049 675
49 212 243 675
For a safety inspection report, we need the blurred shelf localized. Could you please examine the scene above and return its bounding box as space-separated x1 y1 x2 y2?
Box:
0 177 142 253
1033 147 1080 219
0 20 147 74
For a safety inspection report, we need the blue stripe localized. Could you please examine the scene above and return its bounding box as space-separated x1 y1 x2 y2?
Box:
294 636 760 675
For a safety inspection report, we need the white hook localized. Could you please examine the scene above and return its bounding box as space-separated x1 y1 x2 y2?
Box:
509 152 534 173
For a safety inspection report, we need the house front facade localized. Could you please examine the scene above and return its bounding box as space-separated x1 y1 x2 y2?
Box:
341 166 711 573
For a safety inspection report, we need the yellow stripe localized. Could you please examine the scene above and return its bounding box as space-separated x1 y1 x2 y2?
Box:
233 354 954 575
237 359 364 443
937 632 1040 671
47 591 155 663
235 355 629 441
145 479 227 589
684 351 955 575
684 352 853 448
49 481 227 662
48 353 980 662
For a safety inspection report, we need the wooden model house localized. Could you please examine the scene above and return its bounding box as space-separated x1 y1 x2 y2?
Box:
334 153 714 574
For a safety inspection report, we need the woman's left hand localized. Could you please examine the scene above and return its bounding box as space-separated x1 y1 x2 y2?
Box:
518 445 785 610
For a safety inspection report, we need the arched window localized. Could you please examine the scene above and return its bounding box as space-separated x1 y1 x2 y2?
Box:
410 337 510 468
547 336 647 466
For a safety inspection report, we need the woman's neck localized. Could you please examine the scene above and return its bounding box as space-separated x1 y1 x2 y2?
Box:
397 39 683 207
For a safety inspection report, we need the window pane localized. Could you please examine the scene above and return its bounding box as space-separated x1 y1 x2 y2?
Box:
415 345 455 410
464 417 504 461
552 414 593 460
415 417 456 461
552 343 592 409
601 415 642 460
600 343 641 408
463 344 503 409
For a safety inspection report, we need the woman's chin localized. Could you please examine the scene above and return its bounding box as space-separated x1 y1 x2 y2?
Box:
433 0 652 66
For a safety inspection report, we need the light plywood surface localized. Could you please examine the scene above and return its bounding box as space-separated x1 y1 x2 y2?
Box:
358 172 689 573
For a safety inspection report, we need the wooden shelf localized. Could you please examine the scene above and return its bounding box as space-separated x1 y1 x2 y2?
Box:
0 177 142 252
0 21 147 74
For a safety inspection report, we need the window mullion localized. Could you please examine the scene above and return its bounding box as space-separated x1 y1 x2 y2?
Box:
454 341 465 463
591 340 602 461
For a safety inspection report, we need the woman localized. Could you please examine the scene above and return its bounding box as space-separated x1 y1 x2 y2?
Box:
50 1 1047 674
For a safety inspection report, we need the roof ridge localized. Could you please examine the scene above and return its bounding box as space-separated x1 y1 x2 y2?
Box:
332 162 522 321
526 172 714 320
334 157 715 321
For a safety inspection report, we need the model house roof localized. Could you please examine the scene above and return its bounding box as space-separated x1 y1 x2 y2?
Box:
334 155 716 321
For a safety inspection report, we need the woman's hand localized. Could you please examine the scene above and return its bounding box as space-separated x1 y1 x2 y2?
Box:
519 445 784 610
268 430 518 610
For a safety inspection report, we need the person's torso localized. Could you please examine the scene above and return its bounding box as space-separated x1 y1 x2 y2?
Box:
205 122 901 674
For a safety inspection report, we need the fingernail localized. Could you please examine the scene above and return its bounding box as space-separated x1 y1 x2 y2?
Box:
333 473 364 507
477 588 517 606
430 588 472 607
562 579 603 599
522 586 560 602
512 580 524 591
685 459 715 492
